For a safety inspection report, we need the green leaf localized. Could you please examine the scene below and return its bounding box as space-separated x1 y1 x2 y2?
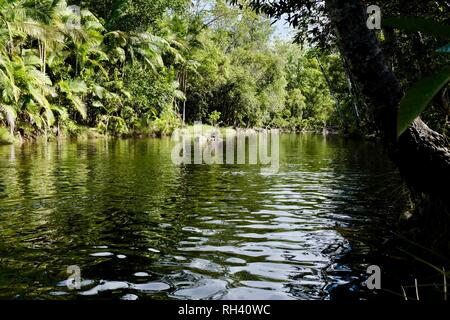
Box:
397 67 450 137
50 105 69 121
92 100 104 107
0 104 16 132
59 80 87 94
70 95 87 120
437 44 450 54
68 80 88 94
93 85 105 99
383 17 450 39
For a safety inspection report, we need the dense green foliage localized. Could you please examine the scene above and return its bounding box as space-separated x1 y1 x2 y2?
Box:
380 17 450 137
0 0 353 143
239 0 450 138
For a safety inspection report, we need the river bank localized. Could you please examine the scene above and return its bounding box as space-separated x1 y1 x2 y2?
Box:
0 123 361 146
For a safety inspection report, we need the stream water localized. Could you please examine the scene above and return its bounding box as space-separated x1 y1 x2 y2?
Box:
0 134 404 300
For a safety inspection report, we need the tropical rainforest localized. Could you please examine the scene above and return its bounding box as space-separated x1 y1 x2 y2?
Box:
0 0 449 301
1 0 449 240
0 0 360 144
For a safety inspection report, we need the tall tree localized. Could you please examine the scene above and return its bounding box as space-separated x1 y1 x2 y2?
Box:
72 0 188 32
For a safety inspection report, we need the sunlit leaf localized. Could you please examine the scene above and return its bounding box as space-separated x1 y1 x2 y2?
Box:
397 67 450 137
0 104 16 132
70 95 87 119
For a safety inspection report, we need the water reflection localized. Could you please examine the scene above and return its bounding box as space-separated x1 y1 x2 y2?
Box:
0 134 401 300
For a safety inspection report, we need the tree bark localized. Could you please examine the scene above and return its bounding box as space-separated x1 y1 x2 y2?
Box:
324 0 450 234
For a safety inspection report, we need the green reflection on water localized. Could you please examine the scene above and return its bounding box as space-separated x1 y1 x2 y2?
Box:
0 134 401 300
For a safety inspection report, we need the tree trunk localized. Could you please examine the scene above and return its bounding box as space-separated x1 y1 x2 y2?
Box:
324 0 450 243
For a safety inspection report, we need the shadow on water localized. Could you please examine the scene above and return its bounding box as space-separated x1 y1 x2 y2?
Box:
0 134 411 300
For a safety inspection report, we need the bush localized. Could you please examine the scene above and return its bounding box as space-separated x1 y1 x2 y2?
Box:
0 127 14 145
208 111 221 126
150 106 182 136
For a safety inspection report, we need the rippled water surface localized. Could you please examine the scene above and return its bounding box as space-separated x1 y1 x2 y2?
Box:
0 134 402 300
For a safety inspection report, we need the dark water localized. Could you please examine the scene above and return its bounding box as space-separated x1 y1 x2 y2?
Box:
0 134 403 300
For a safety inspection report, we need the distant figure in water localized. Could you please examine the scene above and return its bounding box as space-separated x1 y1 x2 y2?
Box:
194 133 223 146
208 131 223 143
194 134 208 146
